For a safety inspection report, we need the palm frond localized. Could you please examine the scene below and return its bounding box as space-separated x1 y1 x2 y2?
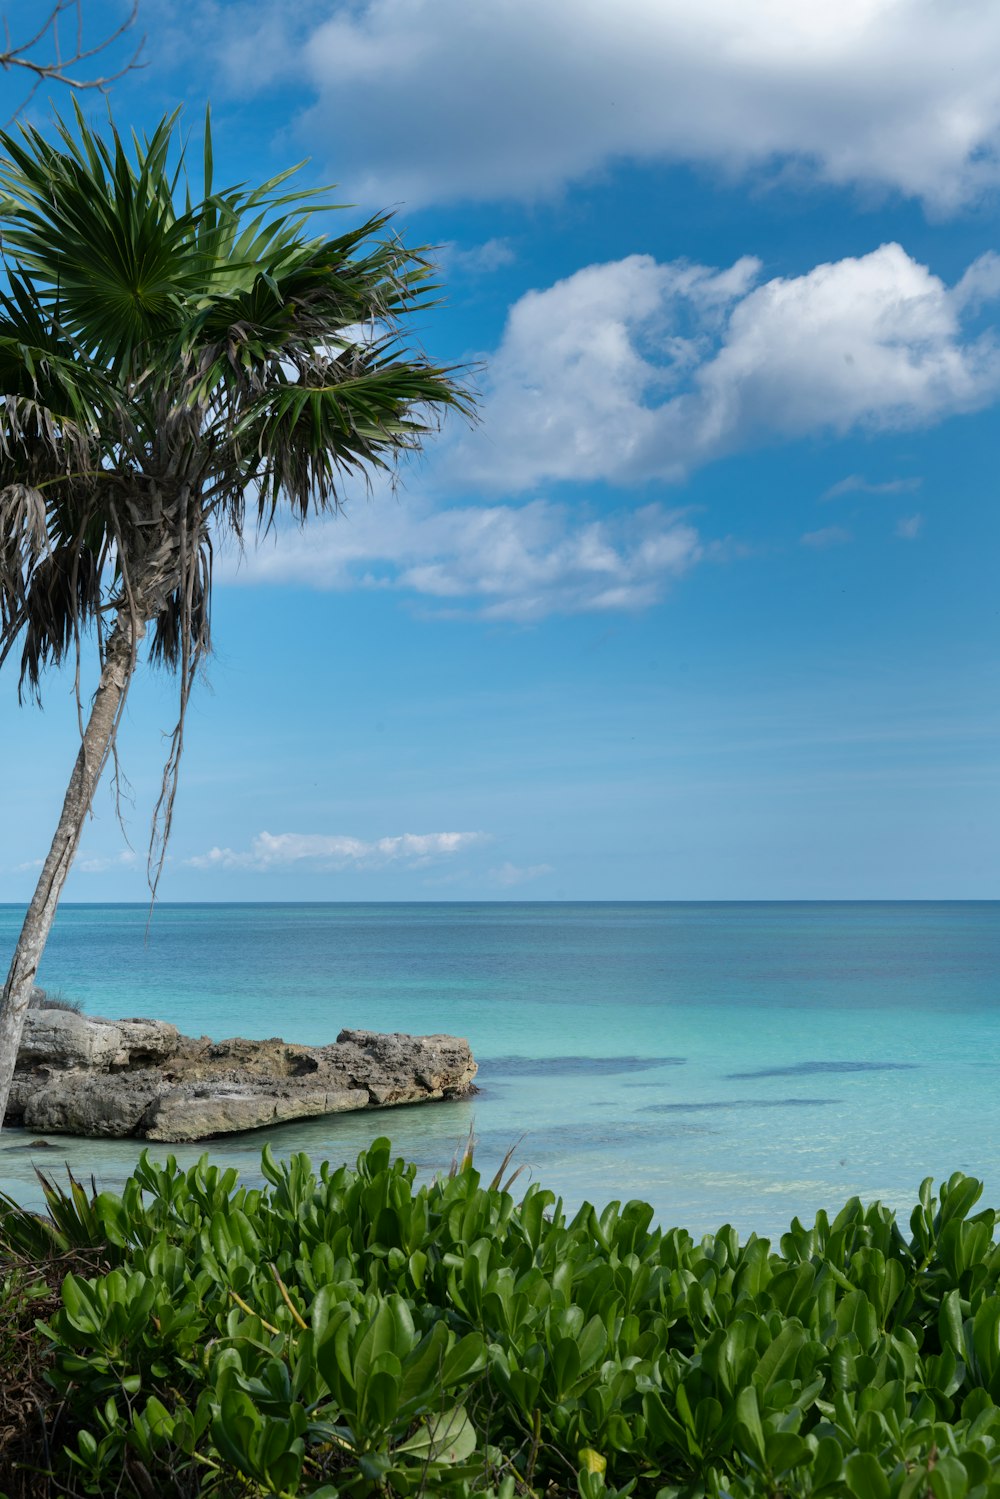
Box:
13 542 103 699
229 347 472 526
0 278 112 453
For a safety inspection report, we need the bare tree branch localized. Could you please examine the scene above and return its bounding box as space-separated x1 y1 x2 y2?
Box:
1 1 143 118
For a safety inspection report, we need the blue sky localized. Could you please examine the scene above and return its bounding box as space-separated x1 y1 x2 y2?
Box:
0 0 997 901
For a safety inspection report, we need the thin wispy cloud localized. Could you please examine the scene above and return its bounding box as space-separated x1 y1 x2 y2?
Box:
490 861 553 888
224 498 704 621
77 851 138 875
822 475 923 500
801 526 852 549
895 514 925 541
439 238 516 276
187 830 489 873
16 850 138 875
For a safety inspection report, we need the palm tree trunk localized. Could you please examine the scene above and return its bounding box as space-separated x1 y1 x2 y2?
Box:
0 613 143 1132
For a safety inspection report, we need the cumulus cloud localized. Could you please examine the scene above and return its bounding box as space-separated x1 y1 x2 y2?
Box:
822 474 923 500
272 0 1000 210
225 497 703 620
187 830 487 872
447 245 1000 490
220 242 995 611
895 513 925 540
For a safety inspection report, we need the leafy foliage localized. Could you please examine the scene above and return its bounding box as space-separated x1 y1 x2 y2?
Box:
4 1148 1000 1497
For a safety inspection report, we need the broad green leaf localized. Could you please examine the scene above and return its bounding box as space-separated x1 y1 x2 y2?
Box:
735 1385 765 1465
396 1406 477 1462
846 1451 890 1499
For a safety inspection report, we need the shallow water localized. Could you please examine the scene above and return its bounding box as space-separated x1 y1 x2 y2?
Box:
0 901 996 1238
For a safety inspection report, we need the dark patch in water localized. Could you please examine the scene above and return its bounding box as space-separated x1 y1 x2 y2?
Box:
643 1098 838 1113
726 1060 917 1080
497 1117 716 1153
479 1055 685 1078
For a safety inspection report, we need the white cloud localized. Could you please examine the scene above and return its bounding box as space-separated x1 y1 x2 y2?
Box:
187 830 487 872
822 474 923 500
199 2 319 91
439 239 516 276
953 253 1000 311
801 526 852 549
490 862 553 888
266 0 1000 210
75 851 138 875
219 242 993 613
447 245 1000 490
225 497 703 620
895 513 925 540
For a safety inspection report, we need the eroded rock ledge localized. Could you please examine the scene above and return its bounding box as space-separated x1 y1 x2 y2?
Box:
8 1011 478 1142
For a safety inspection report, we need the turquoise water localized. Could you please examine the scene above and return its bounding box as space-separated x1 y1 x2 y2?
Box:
0 902 996 1236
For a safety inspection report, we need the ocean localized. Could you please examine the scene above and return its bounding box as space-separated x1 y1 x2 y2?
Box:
0 901 996 1238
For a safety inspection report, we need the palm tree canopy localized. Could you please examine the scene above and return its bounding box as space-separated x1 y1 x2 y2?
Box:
0 103 472 701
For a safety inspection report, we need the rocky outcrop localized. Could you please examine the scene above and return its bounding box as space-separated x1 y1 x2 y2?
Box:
8 1012 477 1142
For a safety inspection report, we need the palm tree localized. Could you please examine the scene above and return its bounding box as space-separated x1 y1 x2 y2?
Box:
0 105 472 1130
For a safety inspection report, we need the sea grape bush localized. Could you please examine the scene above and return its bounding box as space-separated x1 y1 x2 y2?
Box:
4 1147 1000 1497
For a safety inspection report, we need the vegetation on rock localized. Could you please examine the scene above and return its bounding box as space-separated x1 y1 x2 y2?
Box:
28 988 84 1014
2 1146 1000 1497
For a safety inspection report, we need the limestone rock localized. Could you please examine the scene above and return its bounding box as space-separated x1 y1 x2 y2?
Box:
16 1010 180 1072
9 1011 476 1142
142 1083 371 1143
330 1029 480 1104
22 1072 166 1138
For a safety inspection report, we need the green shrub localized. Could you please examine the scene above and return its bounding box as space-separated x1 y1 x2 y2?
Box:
3 1148 1000 1497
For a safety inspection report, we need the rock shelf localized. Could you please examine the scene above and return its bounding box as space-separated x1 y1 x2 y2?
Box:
7 1011 477 1141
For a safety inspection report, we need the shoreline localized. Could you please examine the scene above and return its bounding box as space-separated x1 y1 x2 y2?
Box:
0 901 995 1238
